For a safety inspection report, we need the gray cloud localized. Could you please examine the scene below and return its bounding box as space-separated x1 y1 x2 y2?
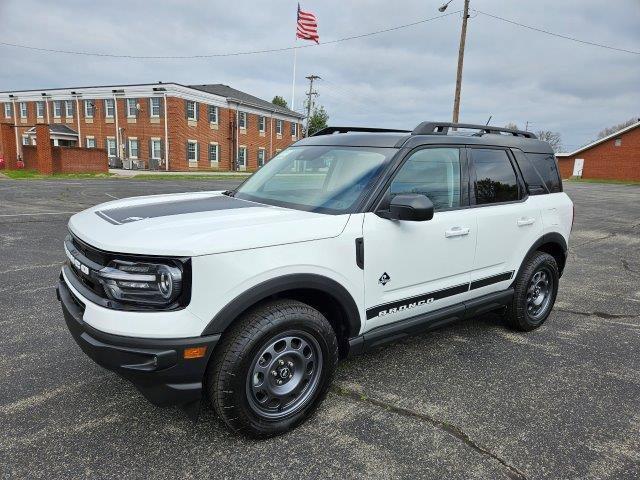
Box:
0 0 638 150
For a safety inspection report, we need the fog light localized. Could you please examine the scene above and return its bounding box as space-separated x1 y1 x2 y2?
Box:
184 346 207 359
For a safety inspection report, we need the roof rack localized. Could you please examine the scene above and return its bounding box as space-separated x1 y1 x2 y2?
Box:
312 126 411 136
412 122 537 139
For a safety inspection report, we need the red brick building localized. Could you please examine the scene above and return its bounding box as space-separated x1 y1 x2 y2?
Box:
0 82 304 171
556 120 640 181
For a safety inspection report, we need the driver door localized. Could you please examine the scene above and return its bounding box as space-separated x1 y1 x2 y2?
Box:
362 146 477 331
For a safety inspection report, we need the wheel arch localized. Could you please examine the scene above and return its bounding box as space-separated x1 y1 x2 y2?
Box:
201 274 362 358
514 232 568 282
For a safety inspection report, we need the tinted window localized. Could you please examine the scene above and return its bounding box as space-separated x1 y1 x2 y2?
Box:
525 153 562 193
390 148 461 210
471 149 519 204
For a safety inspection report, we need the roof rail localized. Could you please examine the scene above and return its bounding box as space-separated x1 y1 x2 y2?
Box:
412 122 537 139
312 126 411 136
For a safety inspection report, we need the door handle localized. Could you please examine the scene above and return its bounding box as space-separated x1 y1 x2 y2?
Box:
517 217 536 226
445 226 470 238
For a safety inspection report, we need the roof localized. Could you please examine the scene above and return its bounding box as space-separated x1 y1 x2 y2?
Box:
25 124 78 136
556 120 640 157
187 84 303 118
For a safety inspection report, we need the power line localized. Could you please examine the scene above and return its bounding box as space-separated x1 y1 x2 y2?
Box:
0 11 461 60
474 9 640 55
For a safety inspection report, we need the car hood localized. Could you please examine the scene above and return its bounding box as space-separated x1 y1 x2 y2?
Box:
68 191 350 256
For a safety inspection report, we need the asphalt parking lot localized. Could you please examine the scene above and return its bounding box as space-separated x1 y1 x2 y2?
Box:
0 178 638 479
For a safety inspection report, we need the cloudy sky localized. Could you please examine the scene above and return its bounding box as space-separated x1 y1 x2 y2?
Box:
0 0 638 151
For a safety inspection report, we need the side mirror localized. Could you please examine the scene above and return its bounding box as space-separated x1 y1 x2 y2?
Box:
387 194 434 221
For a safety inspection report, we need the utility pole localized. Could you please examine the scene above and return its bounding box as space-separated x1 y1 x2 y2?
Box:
304 75 320 137
451 0 470 125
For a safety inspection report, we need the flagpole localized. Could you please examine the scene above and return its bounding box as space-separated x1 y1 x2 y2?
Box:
290 38 297 111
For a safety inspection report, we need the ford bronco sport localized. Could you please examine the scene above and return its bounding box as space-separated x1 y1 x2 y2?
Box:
57 121 573 438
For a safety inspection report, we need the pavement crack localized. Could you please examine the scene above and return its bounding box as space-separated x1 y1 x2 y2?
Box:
332 384 528 480
555 308 638 320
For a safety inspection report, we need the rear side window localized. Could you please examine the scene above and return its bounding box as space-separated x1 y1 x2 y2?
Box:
471 149 519 205
525 153 562 193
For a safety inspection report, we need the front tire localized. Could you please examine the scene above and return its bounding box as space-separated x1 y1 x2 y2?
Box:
207 300 338 438
505 251 559 331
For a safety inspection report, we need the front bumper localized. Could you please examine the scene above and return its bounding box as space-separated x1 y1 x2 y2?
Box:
57 274 219 406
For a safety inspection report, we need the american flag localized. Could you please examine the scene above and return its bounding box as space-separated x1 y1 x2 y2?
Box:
296 4 319 44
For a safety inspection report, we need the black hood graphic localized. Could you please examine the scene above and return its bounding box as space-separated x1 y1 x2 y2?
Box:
95 195 257 225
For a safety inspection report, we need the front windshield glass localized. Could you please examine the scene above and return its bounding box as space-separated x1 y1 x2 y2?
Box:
234 146 396 214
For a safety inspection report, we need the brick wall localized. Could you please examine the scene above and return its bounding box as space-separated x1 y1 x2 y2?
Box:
22 145 37 169
557 126 640 181
53 147 108 173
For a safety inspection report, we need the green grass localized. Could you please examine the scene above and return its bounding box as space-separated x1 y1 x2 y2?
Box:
1 169 114 180
566 177 640 186
130 173 252 180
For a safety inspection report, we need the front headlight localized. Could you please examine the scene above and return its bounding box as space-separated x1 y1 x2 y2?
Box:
95 259 184 307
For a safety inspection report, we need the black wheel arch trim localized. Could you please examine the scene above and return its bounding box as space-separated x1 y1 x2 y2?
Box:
201 274 362 338
513 232 568 284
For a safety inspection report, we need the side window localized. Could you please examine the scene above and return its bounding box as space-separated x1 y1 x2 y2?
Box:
389 148 461 211
471 149 519 205
525 153 562 193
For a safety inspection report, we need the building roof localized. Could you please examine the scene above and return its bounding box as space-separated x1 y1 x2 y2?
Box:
556 119 640 157
25 124 78 136
187 84 303 118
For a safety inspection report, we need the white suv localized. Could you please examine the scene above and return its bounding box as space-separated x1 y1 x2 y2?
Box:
57 122 573 437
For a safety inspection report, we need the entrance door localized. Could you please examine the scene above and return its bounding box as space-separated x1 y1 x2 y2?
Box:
572 158 584 177
363 147 477 331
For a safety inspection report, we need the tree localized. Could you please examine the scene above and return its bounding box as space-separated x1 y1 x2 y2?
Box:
535 130 563 153
596 118 639 139
306 105 329 136
272 96 288 108
505 122 519 131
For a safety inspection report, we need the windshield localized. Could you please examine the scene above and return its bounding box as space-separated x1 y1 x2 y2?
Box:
234 146 396 213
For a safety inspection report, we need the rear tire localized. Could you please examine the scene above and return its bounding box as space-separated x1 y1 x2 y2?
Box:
505 251 559 331
207 299 338 438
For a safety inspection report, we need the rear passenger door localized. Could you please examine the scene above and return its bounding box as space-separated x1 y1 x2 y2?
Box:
468 147 543 296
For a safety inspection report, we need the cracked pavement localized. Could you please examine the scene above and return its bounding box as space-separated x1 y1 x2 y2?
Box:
0 178 639 479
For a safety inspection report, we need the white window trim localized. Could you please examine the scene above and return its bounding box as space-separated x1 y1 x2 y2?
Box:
106 137 117 157
84 100 94 118
128 137 139 159
4 103 11 118
209 105 218 124
149 98 161 118
85 136 95 148
65 100 73 118
187 139 198 163
22 134 29 145
259 116 266 132
187 101 197 121
238 145 247 165
258 148 266 166
126 99 137 118
36 102 45 118
104 99 114 118
239 111 247 129
151 138 162 160
53 101 62 118
209 142 219 164
19 102 27 119
276 120 283 135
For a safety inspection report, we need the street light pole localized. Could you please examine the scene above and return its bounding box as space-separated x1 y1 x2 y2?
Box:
452 0 470 125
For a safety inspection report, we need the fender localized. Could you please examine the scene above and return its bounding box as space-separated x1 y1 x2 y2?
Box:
200 273 362 337
513 232 568 284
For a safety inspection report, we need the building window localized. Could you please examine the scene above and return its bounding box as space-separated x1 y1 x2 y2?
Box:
238 111 247 129
151 139 162 160
36 101 45 118
84 100 94 118
258 116 266 132
209 143 219 164
53 101 62 118
208 105 218 123
237 146 247 166
19 102 27 119
22 135 29 146
3 103 11 118
150 98 161 118
187 140 198 163
258 148 266 167
65 100 73 118
290 122 297 137
614 138 622 147
126 99 137 117
106 137 117 157
104 99 115 118
276 119 283 135
85 137 96 148
127 138 139 159
186 101 197 121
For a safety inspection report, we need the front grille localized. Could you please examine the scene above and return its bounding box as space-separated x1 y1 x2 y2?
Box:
67 234 109 299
